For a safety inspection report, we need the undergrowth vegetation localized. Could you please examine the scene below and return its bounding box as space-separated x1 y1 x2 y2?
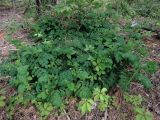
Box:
0 0 158 119
112 0 160 19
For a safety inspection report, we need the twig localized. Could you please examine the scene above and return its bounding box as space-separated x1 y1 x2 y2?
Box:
104 110 108 120
63 109 71 120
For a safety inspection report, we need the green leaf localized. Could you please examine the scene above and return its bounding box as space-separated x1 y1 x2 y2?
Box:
47 105 53 111
18 84 26 93
137 74 152 89
0 96 5 107
135 114 143 120
0 101 5 107
81 102 88 114
79 99 94 115
59 70 73 85
67 83 75 91
77 70 89 80
50 91 63 107
144 61 158 73
86 102 92 112
37 92 47 100
38 74 49 83
134 107 153 120
101 88 107 93
77 86 92 98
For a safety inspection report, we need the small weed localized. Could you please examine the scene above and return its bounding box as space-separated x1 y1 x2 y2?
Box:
78 99 94 115
93 88 110 111
0 96 5 107
134 107 153 120
124 94 143 106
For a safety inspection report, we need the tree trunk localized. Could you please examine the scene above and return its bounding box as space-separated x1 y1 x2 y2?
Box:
35 0 40 16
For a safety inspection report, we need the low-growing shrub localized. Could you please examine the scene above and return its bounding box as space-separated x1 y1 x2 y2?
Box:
132 0 160 19
111 0 160 19
0 0 157 117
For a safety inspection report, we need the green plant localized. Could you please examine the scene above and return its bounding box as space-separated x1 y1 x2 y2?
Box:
0 95 5 107
78 88 110 114
35 102 54 118
110 0 160 19
111 0 136 16
93 88 110 111
132 0 160 19
143 61 158 74
0 0 157 118
78 99 94 115
124 93 153 120
134 107 153 120
124 94 142 106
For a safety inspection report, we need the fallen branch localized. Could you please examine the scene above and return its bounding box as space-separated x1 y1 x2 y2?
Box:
63 109 71 120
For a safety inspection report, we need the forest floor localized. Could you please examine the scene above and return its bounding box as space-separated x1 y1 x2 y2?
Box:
0 7 160 120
